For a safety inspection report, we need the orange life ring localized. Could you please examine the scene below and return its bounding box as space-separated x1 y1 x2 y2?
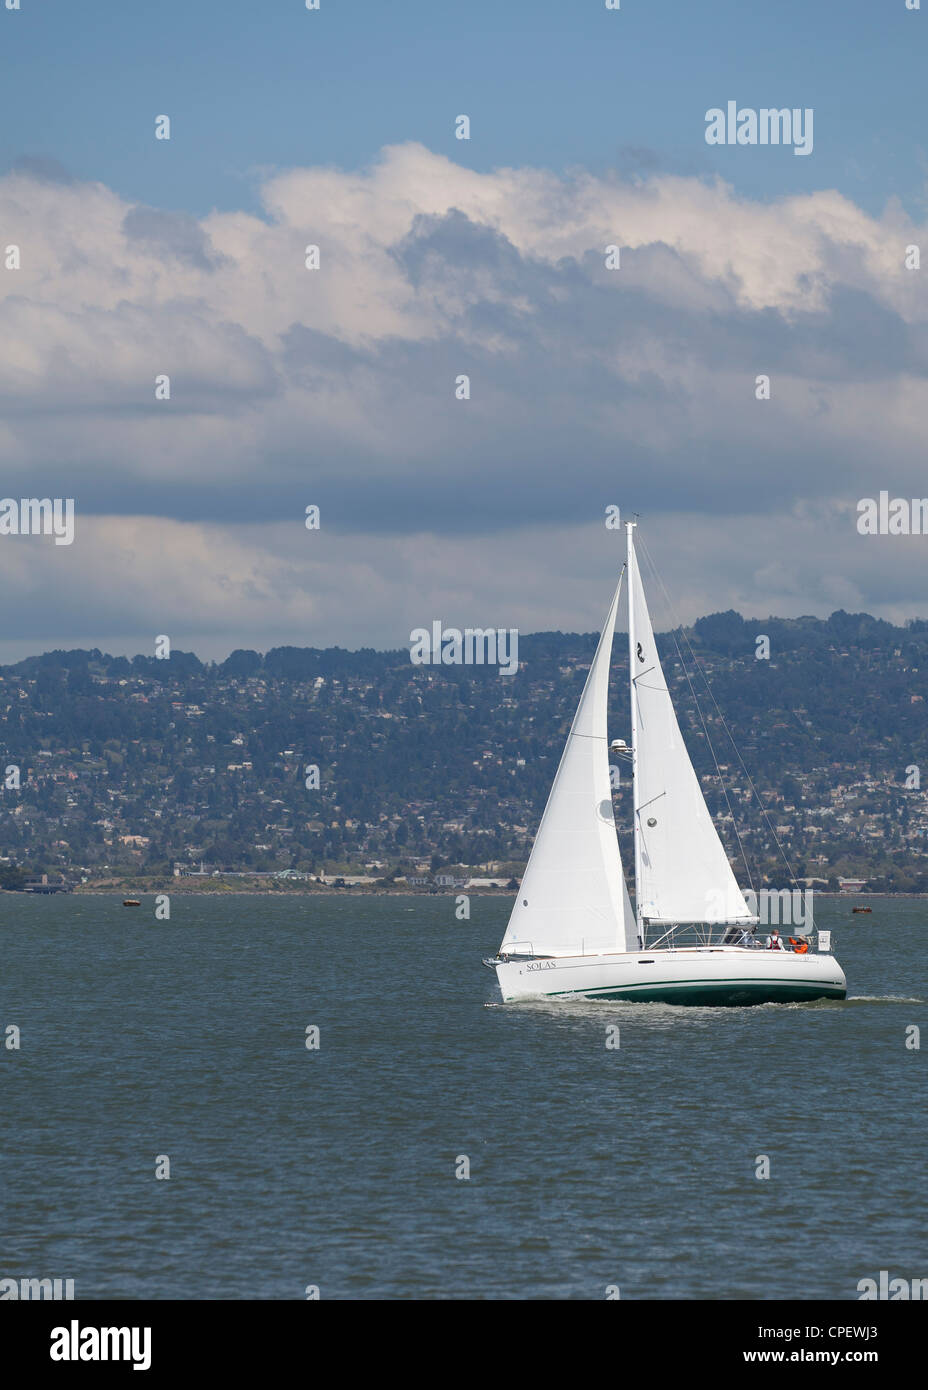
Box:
788 937 809 954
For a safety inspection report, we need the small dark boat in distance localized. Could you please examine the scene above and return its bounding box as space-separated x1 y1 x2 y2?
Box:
123 898 141 907
851 905 872 914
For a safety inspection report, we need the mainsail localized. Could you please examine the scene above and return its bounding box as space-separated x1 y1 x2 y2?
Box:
499 579 637 958
627 532 753 925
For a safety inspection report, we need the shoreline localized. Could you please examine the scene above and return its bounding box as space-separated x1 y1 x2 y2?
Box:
3 887 925 900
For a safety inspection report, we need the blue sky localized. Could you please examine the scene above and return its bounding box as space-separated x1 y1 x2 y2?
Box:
2 0 925 219
1 1 927 659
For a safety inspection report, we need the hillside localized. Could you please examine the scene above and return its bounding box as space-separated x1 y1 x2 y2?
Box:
1 609 926 891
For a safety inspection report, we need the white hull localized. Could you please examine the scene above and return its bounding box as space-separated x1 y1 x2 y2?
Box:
494 946 846 1005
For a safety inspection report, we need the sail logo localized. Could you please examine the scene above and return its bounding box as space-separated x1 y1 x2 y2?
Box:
0 497 75 545
857 1271 928 1300
705 102 813 156
409 622 519 676
857 493 928 534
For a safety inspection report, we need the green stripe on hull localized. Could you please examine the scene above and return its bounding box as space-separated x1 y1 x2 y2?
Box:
544 977 846 1006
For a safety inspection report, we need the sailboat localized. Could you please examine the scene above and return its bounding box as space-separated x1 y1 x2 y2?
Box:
485 522 847 1005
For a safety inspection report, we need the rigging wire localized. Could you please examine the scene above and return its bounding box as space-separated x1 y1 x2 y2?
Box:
635 532 755 898
636 530 804 900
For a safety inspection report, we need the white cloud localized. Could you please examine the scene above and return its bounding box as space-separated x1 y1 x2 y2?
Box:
1 144 927 655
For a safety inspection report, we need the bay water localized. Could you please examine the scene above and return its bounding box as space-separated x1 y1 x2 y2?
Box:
1 893 924 1299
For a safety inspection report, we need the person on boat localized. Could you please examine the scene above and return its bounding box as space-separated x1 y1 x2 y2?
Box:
738 927 755 948
765 929 783 950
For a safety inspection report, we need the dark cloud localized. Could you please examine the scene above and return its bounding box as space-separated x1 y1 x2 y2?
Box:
7 155 76 185
281 325 373 376
3 206 922 535
391 207 526 286
615 145 664 173
122 206 225 271
610 144 712 179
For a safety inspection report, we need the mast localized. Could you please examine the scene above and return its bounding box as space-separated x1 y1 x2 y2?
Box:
626 520 644 948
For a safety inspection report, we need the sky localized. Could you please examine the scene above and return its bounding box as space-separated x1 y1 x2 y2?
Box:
1 0 927 660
